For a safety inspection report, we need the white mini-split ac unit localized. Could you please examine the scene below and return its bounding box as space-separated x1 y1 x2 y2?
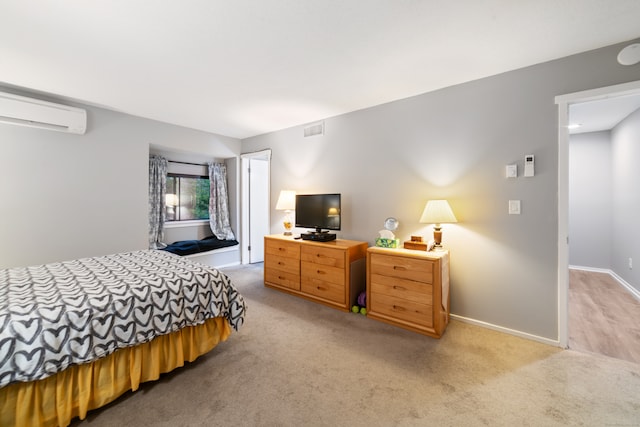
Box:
0 91 87 134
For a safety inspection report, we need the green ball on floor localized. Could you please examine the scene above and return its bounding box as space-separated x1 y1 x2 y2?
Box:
351 305 360 313
360 307 367 315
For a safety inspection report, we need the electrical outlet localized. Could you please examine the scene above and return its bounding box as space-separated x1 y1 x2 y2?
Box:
629 258 633 269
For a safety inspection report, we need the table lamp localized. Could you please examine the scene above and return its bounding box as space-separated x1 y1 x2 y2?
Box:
275 190 296 235
419 200 457 250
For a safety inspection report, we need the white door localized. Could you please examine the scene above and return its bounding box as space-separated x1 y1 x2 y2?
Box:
249 158 269 263
241 150 271 264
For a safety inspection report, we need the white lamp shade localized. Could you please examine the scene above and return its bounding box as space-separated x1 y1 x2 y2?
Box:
420 200 457 224
276 190 296 211
165 193 179 207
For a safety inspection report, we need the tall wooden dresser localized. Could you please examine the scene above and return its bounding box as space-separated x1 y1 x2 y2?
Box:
366 246 450 338
264 235 368 311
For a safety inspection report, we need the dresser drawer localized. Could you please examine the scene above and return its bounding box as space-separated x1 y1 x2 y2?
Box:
301 261 344 286
369 273 433 305
265 239 300 259
301 276 344 304
301 261 345 303
265 268 300 290
369 253 433 283
265 254 300 275
301 246 345 268
370 296 433 328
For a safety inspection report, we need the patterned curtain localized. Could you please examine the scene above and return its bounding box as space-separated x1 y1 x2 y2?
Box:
148 155 168 249
208 162 236 240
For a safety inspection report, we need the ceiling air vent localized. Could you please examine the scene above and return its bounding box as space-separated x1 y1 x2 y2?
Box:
303 121 324 137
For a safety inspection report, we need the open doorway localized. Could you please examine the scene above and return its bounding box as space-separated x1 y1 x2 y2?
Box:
556 80 640 361
241 150 271 264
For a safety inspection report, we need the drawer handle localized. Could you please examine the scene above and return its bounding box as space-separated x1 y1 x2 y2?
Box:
278 261 284 265
316 286 327 291
393 266 406 271
278 276 285 280
393 285 406 291
278 248 286 252
392 305 406 312
316 270 326 275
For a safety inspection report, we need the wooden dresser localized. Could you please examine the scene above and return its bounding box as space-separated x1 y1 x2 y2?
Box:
264 235 368 311
366 246 450 338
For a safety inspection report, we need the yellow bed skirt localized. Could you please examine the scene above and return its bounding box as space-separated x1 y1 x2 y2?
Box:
0 317 231 427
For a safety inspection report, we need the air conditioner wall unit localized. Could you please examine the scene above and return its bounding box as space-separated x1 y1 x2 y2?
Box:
0 91 87 134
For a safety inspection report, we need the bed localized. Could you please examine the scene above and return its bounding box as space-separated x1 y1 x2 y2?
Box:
0 250 246 427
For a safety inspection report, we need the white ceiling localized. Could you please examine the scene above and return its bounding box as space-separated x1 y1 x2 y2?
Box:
569 94 640 134
1 1 640 139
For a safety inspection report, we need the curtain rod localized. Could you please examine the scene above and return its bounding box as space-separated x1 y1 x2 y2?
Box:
168 160 208 166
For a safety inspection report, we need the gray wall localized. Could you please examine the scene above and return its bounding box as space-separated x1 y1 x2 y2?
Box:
569 131 612 268
611 107 640 292
242 38 640 340
0 88 241 269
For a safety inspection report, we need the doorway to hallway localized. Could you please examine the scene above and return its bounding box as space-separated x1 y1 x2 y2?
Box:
241 150 271 264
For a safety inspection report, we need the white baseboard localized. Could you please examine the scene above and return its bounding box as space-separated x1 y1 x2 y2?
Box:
569 265 640 301
569 264 608 273
449 314 560 347
608 270 640 301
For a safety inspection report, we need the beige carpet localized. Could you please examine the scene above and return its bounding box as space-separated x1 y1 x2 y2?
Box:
73 263 640 426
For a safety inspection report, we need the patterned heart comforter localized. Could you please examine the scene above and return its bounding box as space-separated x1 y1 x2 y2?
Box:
0 250 246 388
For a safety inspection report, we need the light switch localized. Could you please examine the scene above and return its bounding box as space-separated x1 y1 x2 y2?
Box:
506 164 517 178
509 200 521 215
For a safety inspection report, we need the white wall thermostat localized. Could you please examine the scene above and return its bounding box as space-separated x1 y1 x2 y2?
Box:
524 154 535 177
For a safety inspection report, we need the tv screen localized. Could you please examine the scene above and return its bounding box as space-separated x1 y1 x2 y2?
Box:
295 193 341 232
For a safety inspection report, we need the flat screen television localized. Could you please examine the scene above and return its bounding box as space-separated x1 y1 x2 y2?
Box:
295 193 341 236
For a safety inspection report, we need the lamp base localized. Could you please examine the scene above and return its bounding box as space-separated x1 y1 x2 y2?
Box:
433 226 442 246
283 214 293 236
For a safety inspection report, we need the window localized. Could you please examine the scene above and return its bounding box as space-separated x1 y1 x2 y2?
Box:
165 174 210 221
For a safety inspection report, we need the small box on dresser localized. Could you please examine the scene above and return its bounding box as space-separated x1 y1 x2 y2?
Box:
366 246 450 338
